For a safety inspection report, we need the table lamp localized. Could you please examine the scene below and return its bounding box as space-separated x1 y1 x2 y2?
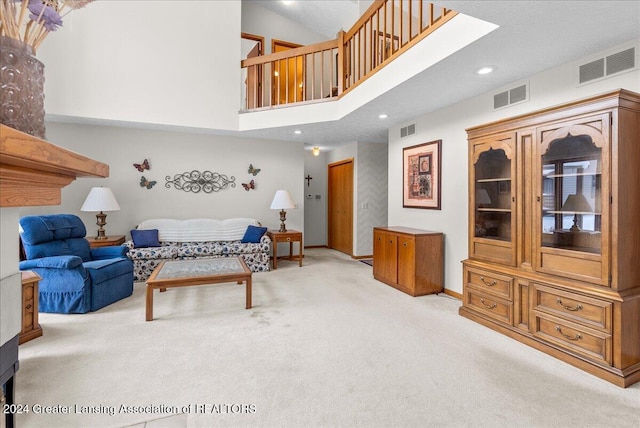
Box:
560 193 592 232
81 187 121 239
270 190 296 232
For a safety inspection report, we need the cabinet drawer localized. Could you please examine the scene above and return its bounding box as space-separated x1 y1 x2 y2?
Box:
464 288 513 325
532 284 611 332
466 267 513 300
533 313 611 366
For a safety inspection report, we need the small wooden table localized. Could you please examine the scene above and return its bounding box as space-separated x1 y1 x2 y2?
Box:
267 230 303 269
87 235 126 248
145 257 252 321
20 271 42 344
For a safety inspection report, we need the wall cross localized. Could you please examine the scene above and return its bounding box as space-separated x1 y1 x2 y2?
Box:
305 174 313 186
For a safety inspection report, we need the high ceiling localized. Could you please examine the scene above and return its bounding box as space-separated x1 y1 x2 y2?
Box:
238 1 640 152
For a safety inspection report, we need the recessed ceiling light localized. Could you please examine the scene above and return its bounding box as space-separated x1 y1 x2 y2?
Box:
475 66 495 75
294 130 302 135
282 1 293 5
378 114 388 119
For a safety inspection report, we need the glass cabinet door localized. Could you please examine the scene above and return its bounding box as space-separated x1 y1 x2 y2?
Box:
475 149 512 241
541 136 601 254
470 136 516 265
535 116 609 286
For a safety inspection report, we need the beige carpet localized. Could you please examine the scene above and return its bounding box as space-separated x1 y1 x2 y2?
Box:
15 248 640 428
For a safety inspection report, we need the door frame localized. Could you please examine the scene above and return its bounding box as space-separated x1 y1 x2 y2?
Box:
242 33 264 109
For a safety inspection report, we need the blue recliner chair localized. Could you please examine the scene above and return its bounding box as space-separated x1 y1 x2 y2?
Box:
19 214 134 313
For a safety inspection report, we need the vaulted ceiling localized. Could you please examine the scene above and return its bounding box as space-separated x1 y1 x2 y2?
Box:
238 1 640 151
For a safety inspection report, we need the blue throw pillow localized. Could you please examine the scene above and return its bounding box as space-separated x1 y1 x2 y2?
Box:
241 225 267 243
130 229 161 248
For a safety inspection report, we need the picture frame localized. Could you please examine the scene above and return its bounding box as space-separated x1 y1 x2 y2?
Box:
403 140 442 209
498 180 510 195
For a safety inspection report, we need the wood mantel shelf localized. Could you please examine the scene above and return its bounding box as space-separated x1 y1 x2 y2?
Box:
0 125 109 207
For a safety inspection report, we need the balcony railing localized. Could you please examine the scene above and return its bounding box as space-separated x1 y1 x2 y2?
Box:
241 0 456 110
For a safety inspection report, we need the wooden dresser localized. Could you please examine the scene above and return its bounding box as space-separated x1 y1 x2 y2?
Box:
460 90 640 387
373 227 443 296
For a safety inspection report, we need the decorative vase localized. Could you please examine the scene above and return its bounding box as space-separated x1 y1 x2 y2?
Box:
0 36 46 139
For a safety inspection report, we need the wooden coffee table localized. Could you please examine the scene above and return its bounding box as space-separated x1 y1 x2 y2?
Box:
145 257 252 321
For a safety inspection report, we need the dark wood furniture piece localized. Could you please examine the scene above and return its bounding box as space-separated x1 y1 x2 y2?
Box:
20 271 42 345
267 230 303 269
373 227 443 296
86 235 125 248
460 89 640 387
145 257 252 321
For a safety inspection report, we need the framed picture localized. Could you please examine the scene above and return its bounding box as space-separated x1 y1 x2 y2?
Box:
498 180 510 195
403 140 442 209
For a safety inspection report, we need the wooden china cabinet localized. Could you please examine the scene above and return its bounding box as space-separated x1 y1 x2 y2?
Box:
460 90 640 387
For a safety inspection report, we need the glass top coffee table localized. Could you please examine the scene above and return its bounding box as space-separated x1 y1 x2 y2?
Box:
145 257 252 321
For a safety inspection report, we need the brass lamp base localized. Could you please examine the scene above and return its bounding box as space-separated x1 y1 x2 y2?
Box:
278 209 288 233
95 211 108 239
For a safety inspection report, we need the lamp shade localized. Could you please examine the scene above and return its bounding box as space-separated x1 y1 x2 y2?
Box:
476 189 492 205
81 187 121 212
560 194 592 214
270 190 296 210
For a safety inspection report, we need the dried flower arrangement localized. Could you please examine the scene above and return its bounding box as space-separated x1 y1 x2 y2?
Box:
0 0 93 52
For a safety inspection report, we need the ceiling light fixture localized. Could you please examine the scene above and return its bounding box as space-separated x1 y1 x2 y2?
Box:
379 114 388 119
282 1 293 5
294 130 302 135
312 147 320 156
475 66 495 75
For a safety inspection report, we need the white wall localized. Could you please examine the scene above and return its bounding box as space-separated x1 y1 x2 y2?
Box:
388 39 640 294
304 150 329 246
241 2 329 53
19 122 305 239
357 142 388 256
38 1 242 131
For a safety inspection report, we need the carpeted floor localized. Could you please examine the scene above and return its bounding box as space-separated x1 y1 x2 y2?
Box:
15 248 640 428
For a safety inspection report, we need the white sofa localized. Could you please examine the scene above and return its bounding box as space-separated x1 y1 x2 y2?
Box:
124 218 271 281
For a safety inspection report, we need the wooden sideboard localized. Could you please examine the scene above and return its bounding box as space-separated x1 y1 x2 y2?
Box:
373 227 443 296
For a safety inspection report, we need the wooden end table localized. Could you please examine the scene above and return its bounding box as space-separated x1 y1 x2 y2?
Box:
86 235 126 248
267 230 303 269
145 257 252 321
20 271 43 344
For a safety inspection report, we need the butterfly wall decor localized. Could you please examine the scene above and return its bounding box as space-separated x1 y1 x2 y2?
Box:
242 180 255 191
140 176 157 189
133 159 150 172
248 164 261 176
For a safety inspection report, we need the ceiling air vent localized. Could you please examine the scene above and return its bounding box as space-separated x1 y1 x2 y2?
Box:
400 124 416 138
579 46 636 84
494 83 528 110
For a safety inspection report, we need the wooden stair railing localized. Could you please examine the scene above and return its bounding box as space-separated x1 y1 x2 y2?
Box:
241 0 456 110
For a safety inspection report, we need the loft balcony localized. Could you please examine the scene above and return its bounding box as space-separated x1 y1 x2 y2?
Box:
239 0 498 132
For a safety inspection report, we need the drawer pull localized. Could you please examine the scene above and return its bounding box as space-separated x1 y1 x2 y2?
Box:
480 276 497 287
286 238 291 242
403 243 407 247
556 298 583 312
480 298 497 309
555 326 582 341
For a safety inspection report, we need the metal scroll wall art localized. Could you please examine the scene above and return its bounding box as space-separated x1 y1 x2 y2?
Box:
165 170 236 193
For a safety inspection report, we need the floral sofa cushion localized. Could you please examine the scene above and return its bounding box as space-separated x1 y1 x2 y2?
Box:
124 218 271 282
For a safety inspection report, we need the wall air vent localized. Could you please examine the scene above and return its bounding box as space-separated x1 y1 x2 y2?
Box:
493 83 528 110
579 46 636 84
606 47 635 75
400 124 416 138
